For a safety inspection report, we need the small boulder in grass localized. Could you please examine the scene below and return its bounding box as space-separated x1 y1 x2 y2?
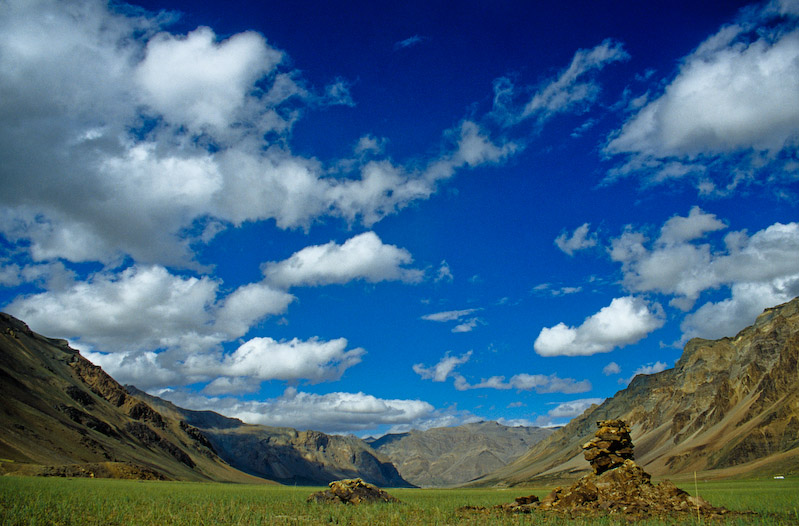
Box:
307 478 400 505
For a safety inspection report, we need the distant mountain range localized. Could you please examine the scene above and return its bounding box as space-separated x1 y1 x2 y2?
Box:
0 312 548 486
474 297 799 486
366 421 552 487
127 386 411 487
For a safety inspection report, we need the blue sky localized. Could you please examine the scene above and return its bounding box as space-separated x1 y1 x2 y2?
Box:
1 0 798 436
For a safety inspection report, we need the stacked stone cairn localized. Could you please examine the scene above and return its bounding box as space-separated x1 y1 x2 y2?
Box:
581 419 634 475
459 419 738 519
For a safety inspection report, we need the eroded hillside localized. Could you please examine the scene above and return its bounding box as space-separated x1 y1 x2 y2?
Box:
0 313 261 482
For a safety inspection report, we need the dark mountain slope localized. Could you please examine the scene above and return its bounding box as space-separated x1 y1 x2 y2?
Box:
0 313 263 482
475 297 799 486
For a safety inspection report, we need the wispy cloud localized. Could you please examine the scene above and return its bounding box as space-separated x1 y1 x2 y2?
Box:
492 39 629 126
421 308 484 333
435 260 454 283
421 308 480 322
414 351 591 394
555 223 598 256
394 34 426 50
452 318 482 333
535 397 604 426
413 351 473 382
602 361 621 375
532 283 583 297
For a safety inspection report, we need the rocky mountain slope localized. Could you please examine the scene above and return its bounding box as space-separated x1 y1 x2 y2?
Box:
128 387 411 487
475 297 799 486
367 421 552 487
0 313 262 482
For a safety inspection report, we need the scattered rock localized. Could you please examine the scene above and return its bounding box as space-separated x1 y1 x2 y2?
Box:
180 420 217 455
128 401 166 429
123 422 195 468
307 478 400 505
1 461 167 480
64 385 95 408
57 404 116 437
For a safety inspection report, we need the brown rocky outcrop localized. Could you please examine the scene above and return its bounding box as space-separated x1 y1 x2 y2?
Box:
0 461 168 480
307 478 400 504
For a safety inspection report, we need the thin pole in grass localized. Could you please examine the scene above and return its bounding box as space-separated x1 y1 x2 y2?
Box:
694 471 700 525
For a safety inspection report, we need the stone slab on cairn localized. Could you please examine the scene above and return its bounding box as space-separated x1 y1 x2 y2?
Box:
581 419 634 475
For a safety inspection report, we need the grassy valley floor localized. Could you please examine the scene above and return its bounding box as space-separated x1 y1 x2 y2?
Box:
1 476 797 525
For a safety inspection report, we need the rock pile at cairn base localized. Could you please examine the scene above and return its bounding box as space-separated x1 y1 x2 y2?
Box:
465 420 737 519
307 478 400 505
496 459 729 518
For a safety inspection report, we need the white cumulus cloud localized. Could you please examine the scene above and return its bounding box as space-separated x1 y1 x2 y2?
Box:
218 337 365 384
534 296 665 357
136 26 283 132
84 332 366 393
0 1 525 270
681 279 799 341
263 232 424 288
6 265 224 353
607 210 799 337
605 2 799 191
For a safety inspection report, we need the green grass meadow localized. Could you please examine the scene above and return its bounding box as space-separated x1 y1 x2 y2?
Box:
1 476 797 525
